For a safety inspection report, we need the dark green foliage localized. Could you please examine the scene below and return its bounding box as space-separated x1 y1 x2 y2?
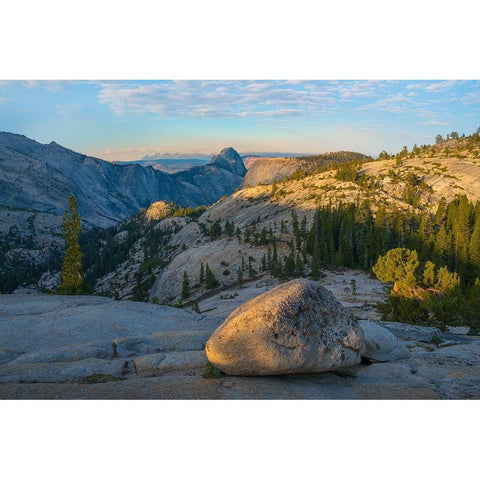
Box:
132 273 156 301
209 220 222 240
280 252 296 279
261 253 267 271
181 271 190 299
282 151 373 183
248 257 255 279
335 159 365 182
224 220 235 237
303 195 480 328
306 196 480 284
205 264 218 289
236 266 243 286
202 361 222 379
58 196 85 295
372 248 419 295
373 248 468 329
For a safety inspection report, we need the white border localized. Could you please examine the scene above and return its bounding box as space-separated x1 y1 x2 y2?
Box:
1 0 479 478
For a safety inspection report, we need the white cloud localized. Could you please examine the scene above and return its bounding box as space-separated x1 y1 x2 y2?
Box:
406 83 424 90
22 80 70 92
96 80 382 119
462 91 480 104
424 80 456 92
420 119 450 126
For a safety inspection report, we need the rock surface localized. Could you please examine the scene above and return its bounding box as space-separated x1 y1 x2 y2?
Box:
205 279 365 375
358 320 410 362
134 351 207 377
0 293 221 386
0 358 127 384
10 343 111 364
113 330 211 357
0 349 25 365
375 321 440 343
1 292 479 399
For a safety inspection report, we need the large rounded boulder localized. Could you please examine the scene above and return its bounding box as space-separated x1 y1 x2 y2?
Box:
205 279 365 375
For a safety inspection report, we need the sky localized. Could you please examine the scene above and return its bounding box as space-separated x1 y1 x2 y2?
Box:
0 80 479 161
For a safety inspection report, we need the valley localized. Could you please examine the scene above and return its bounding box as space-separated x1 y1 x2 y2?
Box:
73 132 480 317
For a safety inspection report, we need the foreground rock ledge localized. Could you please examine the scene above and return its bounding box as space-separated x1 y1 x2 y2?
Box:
205 278 365 375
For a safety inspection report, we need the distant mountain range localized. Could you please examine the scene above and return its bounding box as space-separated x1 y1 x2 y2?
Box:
0 132 247 228
111 158 209 174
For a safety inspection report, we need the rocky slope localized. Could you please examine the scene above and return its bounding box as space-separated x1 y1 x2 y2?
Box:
242 151 371 187
0 133 246 227
0 133 246 291
140 147 479 304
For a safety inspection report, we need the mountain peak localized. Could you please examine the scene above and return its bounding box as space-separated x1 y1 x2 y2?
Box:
210 147 247 176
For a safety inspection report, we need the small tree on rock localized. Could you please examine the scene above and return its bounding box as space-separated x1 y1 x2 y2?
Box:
205 264 218 290
58 196 84 295
182 271 191 299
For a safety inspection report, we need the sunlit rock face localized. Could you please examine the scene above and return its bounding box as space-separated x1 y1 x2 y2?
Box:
205 278 365 375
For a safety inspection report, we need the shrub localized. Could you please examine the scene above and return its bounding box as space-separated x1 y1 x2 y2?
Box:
202 362 222 379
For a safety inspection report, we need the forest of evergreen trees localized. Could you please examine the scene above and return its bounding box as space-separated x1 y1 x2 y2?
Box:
252 195 479 329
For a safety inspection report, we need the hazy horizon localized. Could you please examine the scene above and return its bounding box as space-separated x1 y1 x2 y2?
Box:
1 80 479 161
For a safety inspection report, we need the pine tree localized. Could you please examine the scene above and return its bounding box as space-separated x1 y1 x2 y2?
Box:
310 248 320 280
181 271 190 299
225 220 235 237
436 266 460 293
295 252 304 276
266 247 272 270
282 253 295 279
423 261 436 287
261 253 267 272
248 257 254 278
236 266 243 286
199 263 205 285
372 248 419 295
58 196 84 295
205 264 218 290
469 215 480 271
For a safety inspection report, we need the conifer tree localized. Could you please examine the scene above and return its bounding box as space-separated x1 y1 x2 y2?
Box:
266 247 272 270
236 266 243 286
372 248 419 295
469 215 480 270
58 196 84 295
248 257 254 278
295 252 304 276
199 263 205 285
182 271 190 299
205 264 218 290
423 261 436 287
282 253 295 279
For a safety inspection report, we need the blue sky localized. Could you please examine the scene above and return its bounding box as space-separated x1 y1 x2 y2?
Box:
0 80 479 161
